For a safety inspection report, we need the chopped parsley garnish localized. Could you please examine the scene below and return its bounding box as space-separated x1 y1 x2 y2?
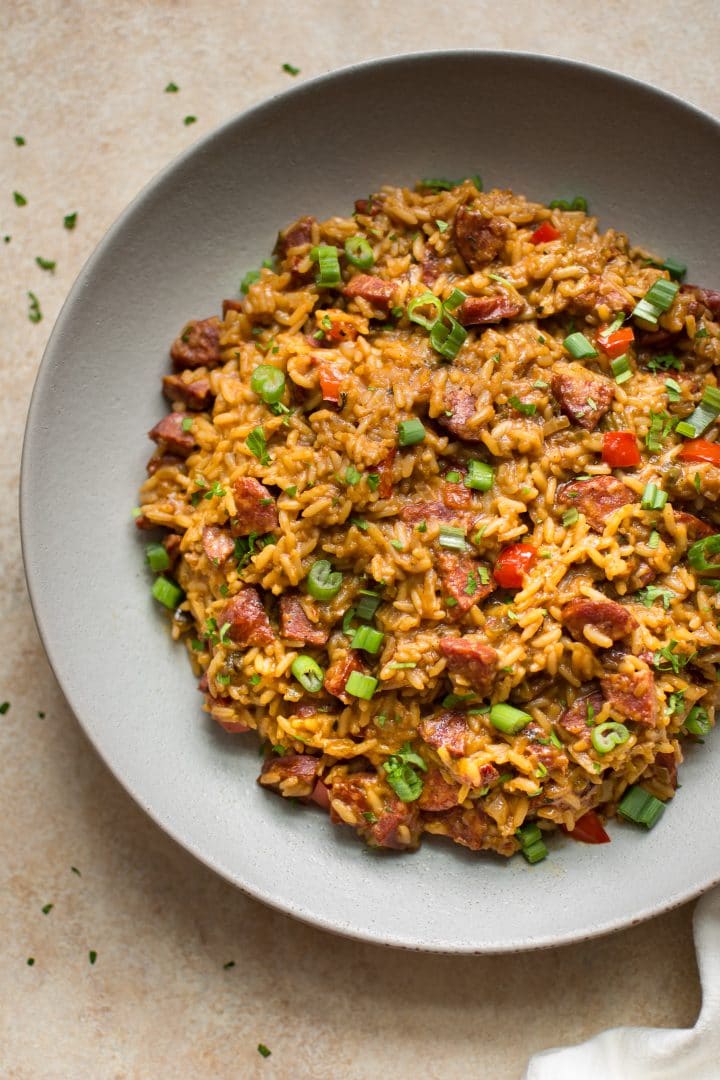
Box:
13 190 27 206
37 711 45 718
204 480 226 500
223 960 235 969
464 571 478 596
665 378 682 403
367 473 380 491
653 640 694 674
27 958 35 966
344 465 361 486
249 674 262 686
696 326 709 340
637 585 676 610
35 256 56 271
0 701 9 714
165 82 179 92
71 866 81 876
383 742 427 801
508 396 536 416
282 62 300 75
667 690 685 715
284 485 297 497
14 135 25 145
246 426 270 465
435 219 449 232
257 1044 272 1058
27 291 42 323
63 212 77 230
88 950 97 965
647 353 682 372
183 115 197 125
42 903 53 915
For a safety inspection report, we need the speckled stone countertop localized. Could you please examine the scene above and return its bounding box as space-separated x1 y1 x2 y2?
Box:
2 3 718 1076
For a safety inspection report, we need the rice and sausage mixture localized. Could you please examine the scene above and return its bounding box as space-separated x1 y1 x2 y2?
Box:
137 178 720 861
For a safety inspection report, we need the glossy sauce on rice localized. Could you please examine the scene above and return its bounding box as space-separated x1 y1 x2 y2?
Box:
137 179 720 859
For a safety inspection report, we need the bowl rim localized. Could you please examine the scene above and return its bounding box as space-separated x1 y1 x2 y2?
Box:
20 48 720 953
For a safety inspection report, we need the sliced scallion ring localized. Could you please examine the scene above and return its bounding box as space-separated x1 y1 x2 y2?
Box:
590 721 630 755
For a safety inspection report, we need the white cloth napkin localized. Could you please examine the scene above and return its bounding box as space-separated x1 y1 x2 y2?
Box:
524 888 720 1080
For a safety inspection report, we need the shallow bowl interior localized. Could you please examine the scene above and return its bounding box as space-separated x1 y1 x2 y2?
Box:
21 51 720 952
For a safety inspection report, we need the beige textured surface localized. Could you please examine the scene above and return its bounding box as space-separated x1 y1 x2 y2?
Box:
2 2 718 1076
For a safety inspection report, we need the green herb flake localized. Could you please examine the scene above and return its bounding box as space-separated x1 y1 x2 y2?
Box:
63 212 77 230
653 639 694 675
667 690 685 715
42 903 53 914
344 465 362 486
282 62 300 75
246 426 270 465
181 417 193 432
13 190 27 206
71 866 81 876
257 1044 272 1058
637 585 676 610
27 291 42 324
37 711 45 718
696 326 709 340
35 256 56 272
14 135 25 146
249 674 262 686
88 950 97 965
183 115 197 126
0 701 9 714
435 219 449 233
3 235 10 243
165 82 179 92
27 957 35 966
223 960 235 969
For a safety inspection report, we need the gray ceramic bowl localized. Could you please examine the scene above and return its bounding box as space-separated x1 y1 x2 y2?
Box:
21 52 720 952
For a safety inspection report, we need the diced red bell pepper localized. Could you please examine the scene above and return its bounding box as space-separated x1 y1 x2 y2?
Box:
597 325 635 359
678 438 720 467
493 543 538 589
602 431 641 468
563 810 611 844
318 364 343 403
529 222 561 245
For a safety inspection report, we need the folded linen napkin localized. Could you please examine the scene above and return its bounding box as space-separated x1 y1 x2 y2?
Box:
524 887 720 1080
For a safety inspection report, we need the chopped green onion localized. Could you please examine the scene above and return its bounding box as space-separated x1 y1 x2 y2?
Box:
665 378 682 403
564 332 598 359
647 256 687 281
632 278 680 325
344 236 374 270
465 460 494 492
306 559 343 600
445 470 461 484
611 354 632 384
648 530 660 549
284 485 297 497
181 416 194 432
250 365 286 404
342 607 356 635
508 396 537 416
397 418 426 446
675 420 698 438
350 625 384 654
355 591 380 622
618 786 665 829
641 482 668 510
240 269 260 293
688 534 720 576
591 721 630 755
388 661 416 670
438 525 467 551
311 244 342 287
685 706 711 736
435 219 449 233
646 411 674 451
257 1043 272 1058
345 671 378 700
489 702 532 735
443 287 467 313
429 314 467 360
152 576 184 610
291 655 325 693
562 508 579 527
679 388 720 438
521 839 549 864
146 542 170 572
516 822 548 863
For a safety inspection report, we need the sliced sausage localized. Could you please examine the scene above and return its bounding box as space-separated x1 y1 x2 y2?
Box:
170 317 222 371
681 285 720 318
259 753 320 797
146 452 185 476
568 274 634 316
231 477 278 536
562 598 637 643
439 636 498 694
437 388 482 442
418 712 469 758
417 768 462 811
558 689 603 738
427 805 490 851
162 373 212 411
457 294 524 326
202 525 235 565
557 475 637 533
343 274 395 310
329 773 421 849
324 651 367 704
551 364 614 431
453 206 511 269
400 500 457 525
673 510 715 540
220 588 275 647
279 595 328 646
601 669 658 726
148 412 196 456
437 551 495 618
